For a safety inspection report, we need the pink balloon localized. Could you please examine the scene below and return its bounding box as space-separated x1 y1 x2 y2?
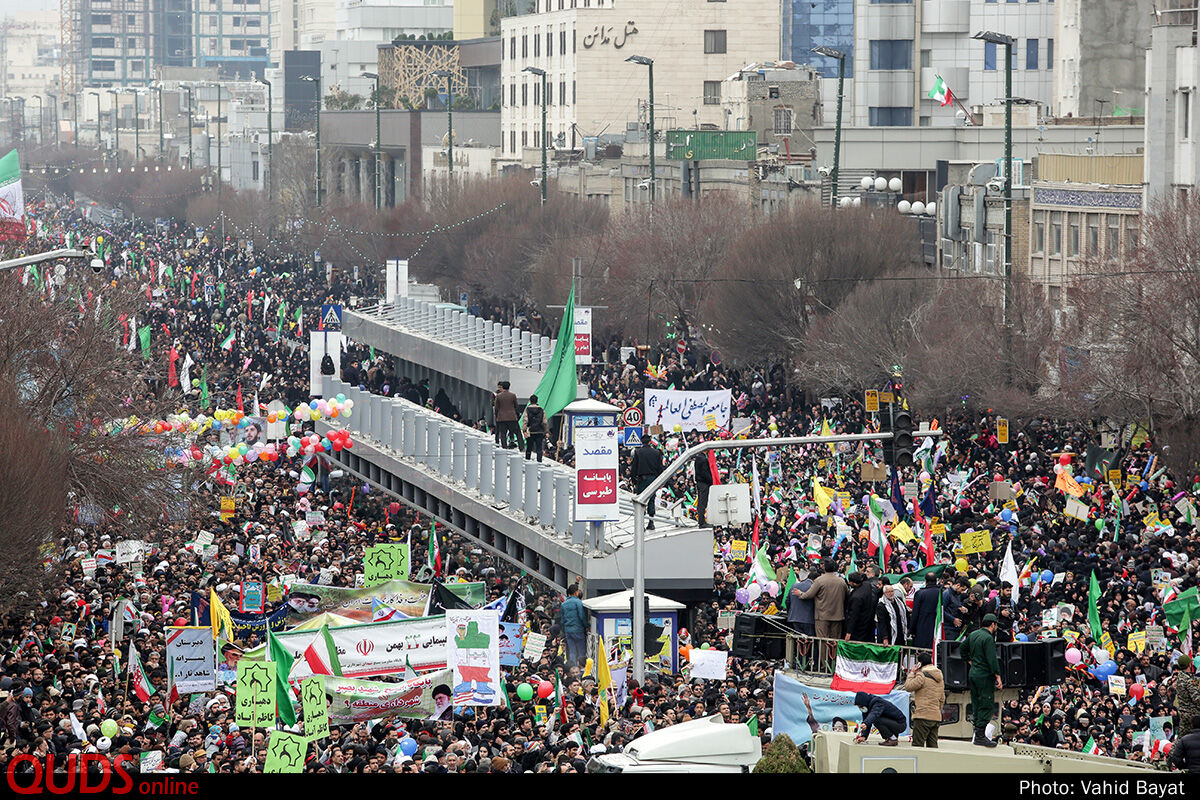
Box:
1065 647 1082 665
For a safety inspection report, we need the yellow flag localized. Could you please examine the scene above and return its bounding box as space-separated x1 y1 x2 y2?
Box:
1055 470 1086 498
890 520 917 543
210 587 234 642
821 418 835 454
597 648 613 728
812 477 833 517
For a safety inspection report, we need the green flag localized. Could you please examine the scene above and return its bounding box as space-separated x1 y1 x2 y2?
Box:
276 299 288 331
747 715 758 736
1165 587 1200 632
218 281 227 308
1088 570 1103 643
138 325 152 361
779 566 797 612
267 630 298 725
532 283 579 420
199 366 210 410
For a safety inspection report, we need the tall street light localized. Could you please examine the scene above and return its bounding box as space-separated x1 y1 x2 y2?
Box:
183 87 195 169
153 84 164 163
361 71 382 210
626 55 655 205
132 89 141 163
47 93 59 148
812 45 846 208
973 31 1015 332
523 66 548 205
29 95 43 146
106 89 119 167
258 74 273 202
432 69 453 186
300 74 322 205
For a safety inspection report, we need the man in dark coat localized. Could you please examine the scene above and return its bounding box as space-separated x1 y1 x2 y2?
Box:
853 692 906 745
692 452 715 528
911 573 942 650
845 573 877 643
630 436 665 529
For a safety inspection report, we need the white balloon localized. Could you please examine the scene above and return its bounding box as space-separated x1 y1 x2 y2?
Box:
1092 647 1110 665
747 583 762 600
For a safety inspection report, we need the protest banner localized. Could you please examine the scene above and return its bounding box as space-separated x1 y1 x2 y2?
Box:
115 540 146 565
498 621 522 667
323 669 453 724
958 529 993 555
235 660 276 728
1108 675 1127 695
240 581 265 614
264 731 308 773
300 676 330 740
283 579 484 624
523 633 547 662
730 540 748 561
81 557 97 578
267 615 451 677
1127 630 1147 654
364 542 410 586
644 388 732 433
772 672 910 747
446 609 502 707
220 497 235 522
687 648 728 680
166 627 216 693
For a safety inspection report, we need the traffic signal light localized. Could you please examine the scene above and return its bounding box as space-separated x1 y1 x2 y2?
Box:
891 409 914 468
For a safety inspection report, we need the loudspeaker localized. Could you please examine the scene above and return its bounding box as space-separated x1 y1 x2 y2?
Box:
731 613 785 661
937 640 970 691
1047 638 1068 683
999 640 1063 688
1000 641 1029 687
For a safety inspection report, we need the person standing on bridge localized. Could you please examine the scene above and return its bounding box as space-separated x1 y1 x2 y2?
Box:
523 394 547 462
493 381 524 451
630 435 664 530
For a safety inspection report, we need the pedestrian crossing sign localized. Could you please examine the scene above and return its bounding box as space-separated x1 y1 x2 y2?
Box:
320 304 343 330
621 428 643 448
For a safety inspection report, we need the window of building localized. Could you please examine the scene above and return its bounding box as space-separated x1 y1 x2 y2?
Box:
1107 217 1120 258
986 229 997 272
1088 216 1100 255
1183 90 1193 141
547 32 553 56
1126 217 1139 251
534 31 540 57
773 108 793 135
233 16 241 25
920 49 931 68
919 115 931 126
510 82 516 106
1027 39 1039 70
703 30 727 54
510 36 516 59
521 83 528 106
533 82 539 105
984 42 996 71
522 129 528 147
768 86 780 99
127 14 135 24
94 36 115 49
560 30 566 54
252 160 259 181
1048 284 1062 305
534 129 539 147
92 59 116 71
247 18 260 27
870 40 912 70
872 0 912 3
869 107 912 126
92 14 111 25
522 35 527 58
510 130 516 153
703 80 721 105
1068 215 1080 256
231 39 244 49
1034 221 1044 253
1047 39 1054 68
560 81 566 106
1051 217 1062 255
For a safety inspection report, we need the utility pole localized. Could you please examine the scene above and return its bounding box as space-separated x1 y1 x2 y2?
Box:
523 66 548 204
154 84 163 163
47 93 59 147
184 87 194 169
813 45 846 207
432 69 453 188
361 71 382 210
626 55 655 205
259 74 273 202
301 73 322 205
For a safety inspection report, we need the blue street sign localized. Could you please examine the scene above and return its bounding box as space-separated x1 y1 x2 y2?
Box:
320 304 343 330
620 427 643 448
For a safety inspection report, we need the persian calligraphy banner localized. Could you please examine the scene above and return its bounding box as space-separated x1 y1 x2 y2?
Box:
644 389 731 433
575 426 619 522
324 669 453 725
269 615 450 677
166 627 216 693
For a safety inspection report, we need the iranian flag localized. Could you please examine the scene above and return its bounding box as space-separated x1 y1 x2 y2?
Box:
931 594 944 666
427 524 441 577
866 495 891 572
303 624 343 676
748 541 776 587
830 641 900 693
0 149 25 242
128 645 155 702
1083 736 1100 755
220 331 235 351
928 75 953 107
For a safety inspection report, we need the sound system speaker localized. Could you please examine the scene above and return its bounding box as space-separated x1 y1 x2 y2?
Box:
1047 638 1068 683
937 640 970 691
997 639 1066 688
731 613 785 661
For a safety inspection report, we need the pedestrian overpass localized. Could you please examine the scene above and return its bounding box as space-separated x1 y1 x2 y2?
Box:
317 374 714 604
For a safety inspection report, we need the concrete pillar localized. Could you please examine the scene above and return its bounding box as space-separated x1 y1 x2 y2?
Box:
540 336 551 369
570 478 587 545
346 389 364 435
413 415 427 463
474 317 486 350
500 325 513 361
554 474 571 535
464 437 479 490
493 448 508 502
478 440 493 495
520 330 533 367
390 402 404 450
425 417 440 469
539 466 555 528
362 394 376 440
379 398 394 445
510 329 522 364
367 395 382 441
488 322 500 356
523 460 539 518
438 425 453 476
451 430 467 482
508 452 524 511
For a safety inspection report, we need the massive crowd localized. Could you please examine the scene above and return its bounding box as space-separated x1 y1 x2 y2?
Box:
0 191 1197 775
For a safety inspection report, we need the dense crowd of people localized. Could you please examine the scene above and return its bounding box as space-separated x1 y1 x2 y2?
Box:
1 190 1198 776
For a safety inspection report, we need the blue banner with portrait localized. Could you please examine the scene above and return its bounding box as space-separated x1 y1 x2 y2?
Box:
772 672 910 746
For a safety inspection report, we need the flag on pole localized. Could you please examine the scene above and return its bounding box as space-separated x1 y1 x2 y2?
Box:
1001 540 1021 606
531 283 580 420
751 453 762 515
556 669 570 724
294 307 304 336
427 524 441 577
1083 736 1100 755
199 366 210 409
138 326 152 361
830 641 899 693
209 587 233 642
928 75 953 107
266 630 298 726
0 149 26 242
1088 570 1103 643
748 541 776 586
779 566 798 612
866 495 891 572
932 593 944 666
303 624 343 676
128 645 155 702
1183 604 1194 658
220 331 235 351
403 655 418 681
597 646 613 728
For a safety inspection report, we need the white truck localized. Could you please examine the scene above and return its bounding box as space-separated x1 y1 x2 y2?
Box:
586 715 762 773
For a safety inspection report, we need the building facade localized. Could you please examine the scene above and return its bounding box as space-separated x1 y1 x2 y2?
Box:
499 0 780 163
1144 5 1198 204
721 62 821 160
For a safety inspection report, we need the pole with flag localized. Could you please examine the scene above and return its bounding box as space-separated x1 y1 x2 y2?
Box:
427 523 440 578
1088 569 1103 644
932 593 944 666
531 283 580 420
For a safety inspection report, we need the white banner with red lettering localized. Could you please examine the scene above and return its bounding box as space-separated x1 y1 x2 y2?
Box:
575 425 619 521
574 307 593 365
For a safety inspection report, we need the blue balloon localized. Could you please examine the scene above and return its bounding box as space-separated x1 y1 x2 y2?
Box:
309 400 319 410
1000 508 1013 522
399 737 417 756
1041 569 1054 584
1140 481 1150 490
1077 476 1092 485
212 420 222 430
1100 661 1118 677
1016 633 1029 642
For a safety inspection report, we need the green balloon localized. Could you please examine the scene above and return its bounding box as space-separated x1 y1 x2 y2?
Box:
516 683 534 702
701 643 711 650
101 719 119 738
1095 519 1106 531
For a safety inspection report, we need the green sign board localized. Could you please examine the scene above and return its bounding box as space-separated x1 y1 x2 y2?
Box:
665 130 757 162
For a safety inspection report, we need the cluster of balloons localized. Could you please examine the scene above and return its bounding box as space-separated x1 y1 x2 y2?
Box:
514 680 555 701
285 429 353 458
212 441 282 466
1034 569 1055 584
735 580 780 606
679 642 712 661
287 394 355 423
127 408 248 436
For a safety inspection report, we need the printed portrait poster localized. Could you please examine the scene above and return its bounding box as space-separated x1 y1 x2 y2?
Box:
772 672 910 747
324 669 454 725
445 610 502 707
498 621 522 667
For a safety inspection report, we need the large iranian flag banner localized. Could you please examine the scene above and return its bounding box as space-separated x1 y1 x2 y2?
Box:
830 640 900 693
0 149 24 242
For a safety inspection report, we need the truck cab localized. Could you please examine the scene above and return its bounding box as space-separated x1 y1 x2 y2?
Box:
586 715 762 774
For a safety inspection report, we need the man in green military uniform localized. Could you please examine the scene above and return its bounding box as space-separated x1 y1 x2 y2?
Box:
963 613 1003 747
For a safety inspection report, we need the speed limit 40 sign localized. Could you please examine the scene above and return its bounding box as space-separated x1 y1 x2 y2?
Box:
622 406 643 428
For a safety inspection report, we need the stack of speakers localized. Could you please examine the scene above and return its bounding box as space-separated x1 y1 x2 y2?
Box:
937 638 1067 690
730 613 786 661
